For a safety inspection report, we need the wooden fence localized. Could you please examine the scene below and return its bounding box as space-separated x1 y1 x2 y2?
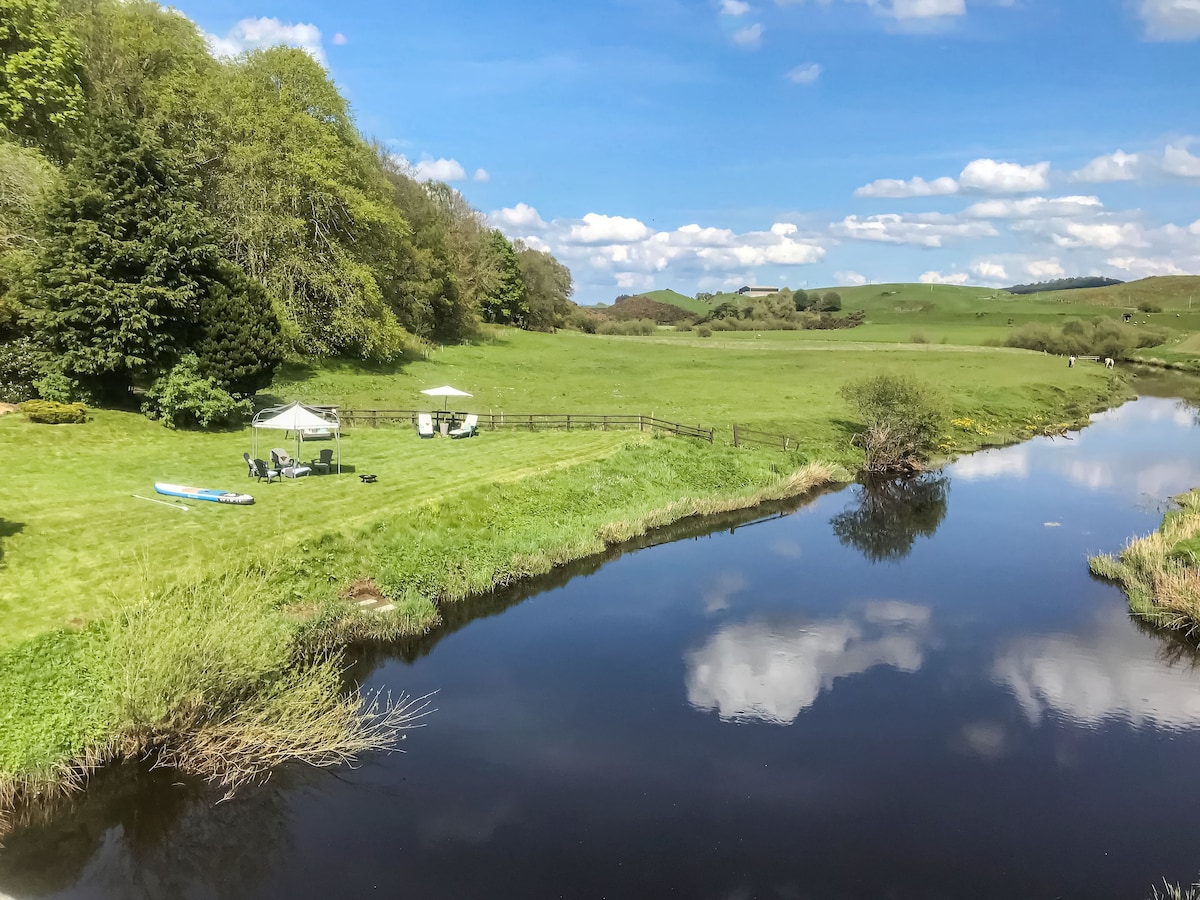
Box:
339 409 714 443
731 424 801 452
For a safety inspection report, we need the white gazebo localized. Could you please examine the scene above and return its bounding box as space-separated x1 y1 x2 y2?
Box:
251 402 341 473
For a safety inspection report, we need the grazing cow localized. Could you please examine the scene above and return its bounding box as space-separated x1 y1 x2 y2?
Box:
1104 357 1115 369
1068 356 1076 368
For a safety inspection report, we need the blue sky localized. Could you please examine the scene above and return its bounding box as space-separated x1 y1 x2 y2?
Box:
183 0 1200 303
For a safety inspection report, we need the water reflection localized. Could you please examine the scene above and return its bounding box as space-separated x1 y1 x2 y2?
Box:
993 605 1200 731
829 473 949 563
685 601 932 724
0 763 307 900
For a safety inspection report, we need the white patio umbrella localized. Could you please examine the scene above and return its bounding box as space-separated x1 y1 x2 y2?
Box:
420 385 473 410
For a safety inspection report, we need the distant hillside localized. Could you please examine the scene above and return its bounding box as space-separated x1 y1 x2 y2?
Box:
1007 276 1123 295
604 294 695 324
641 289 710 315
1035 276 1200 309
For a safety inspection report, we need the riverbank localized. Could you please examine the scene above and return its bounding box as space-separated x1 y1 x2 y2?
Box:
1090 489 1200 631
0 437 847 833
0 332 1131 828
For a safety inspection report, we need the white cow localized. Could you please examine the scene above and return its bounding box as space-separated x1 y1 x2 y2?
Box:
1104 357 1115 369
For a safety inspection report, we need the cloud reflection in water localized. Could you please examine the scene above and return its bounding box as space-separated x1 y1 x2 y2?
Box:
994 607 1200 731
686 602 932 725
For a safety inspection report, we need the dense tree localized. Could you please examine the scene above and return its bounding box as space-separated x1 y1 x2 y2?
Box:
516 242 573 331
193 261 281 398
791 288 810 311
0 0 84 157
0 140 56 333
815 290 841 312
34 114 271 401
480 230 527 325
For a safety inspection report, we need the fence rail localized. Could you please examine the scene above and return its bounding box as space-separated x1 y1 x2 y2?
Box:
732 424 800 452
339 409 714 443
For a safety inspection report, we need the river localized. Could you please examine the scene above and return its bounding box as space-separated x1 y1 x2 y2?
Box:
5 390 1200 899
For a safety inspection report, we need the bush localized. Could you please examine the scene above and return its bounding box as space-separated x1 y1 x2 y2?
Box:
0 337 43 403
596 318 656 336
143 354 252 429
1138 302 1163 313
565 310 599 333
840 373 946 474
910 330 928 344
673 321 693 332
697 326 713 338
1006 317 1168 359
19 399 89 424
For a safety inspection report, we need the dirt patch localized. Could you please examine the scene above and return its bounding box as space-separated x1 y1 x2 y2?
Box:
0 403 17 417
339 578 395 613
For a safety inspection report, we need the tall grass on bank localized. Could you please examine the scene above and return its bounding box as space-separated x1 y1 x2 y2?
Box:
1090 490 1200 630
1149 877 1200 900
1 436 848 827
0 562 431 833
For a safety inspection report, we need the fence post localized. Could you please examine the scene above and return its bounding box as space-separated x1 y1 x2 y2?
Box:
783 436 790 451
567 414 571 431
603 415 608 432
639 415 645 432
733 424 740 448
529 415 534 431
371 410 378 428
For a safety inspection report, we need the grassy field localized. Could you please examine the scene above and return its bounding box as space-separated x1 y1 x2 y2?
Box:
0 288 1139 814
638 278 1200 361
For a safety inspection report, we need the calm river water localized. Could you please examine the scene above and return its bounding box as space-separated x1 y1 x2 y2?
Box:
6 392 1200 900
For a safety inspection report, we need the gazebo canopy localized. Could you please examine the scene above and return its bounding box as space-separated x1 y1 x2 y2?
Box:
253 401 338 432
251 402 341 474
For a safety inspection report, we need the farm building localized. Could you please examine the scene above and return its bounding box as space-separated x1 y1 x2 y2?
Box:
736 285 780 298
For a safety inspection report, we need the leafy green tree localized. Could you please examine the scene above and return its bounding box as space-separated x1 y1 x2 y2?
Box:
0 140 55 333
210 48 415 360
516 242 573 331
840 372 945 473
34 114 270 401
193 260 281 398
0 0 85 156
791 288 810 311
815 290 841 312
480 230 527 325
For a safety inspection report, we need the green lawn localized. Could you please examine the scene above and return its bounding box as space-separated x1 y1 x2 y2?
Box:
0 327 1121 646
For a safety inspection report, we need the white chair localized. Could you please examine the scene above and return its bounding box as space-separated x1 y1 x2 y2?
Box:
417 412 435 439
449 414 478 439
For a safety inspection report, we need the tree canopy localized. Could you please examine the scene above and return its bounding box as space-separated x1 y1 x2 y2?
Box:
0 0 575 417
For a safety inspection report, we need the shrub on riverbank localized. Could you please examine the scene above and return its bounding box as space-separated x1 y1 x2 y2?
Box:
840 373 946 473
1090 490 1200 630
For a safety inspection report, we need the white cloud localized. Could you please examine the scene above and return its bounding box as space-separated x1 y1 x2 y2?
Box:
994 606 1200 730
953 446 1030 481
787 62 823 84
962 195 1104 220
971 260 1009 282
331 32 348 45
568 213 654 245
473 168 490 183
1071 150 1141 183
892 0 965 18
1025 258 1066 279
412 157 468 183
490 203 546 230
732 23 764 46
1138 0 1200 41
614 271 657 291
919 270 970 285
959 158 1051 194
832 213 997 247
854 175 959 199
686 603 931 725
1107 256 1190 277
1164 143 1200 177
720 0 752 14
205 17 327 65
1049 221 1147 251
835 270 868 286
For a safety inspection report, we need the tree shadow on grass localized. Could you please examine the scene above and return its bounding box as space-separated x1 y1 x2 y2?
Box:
0 518 24 564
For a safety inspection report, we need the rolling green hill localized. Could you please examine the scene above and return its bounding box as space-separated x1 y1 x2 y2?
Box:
641 289 710 315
